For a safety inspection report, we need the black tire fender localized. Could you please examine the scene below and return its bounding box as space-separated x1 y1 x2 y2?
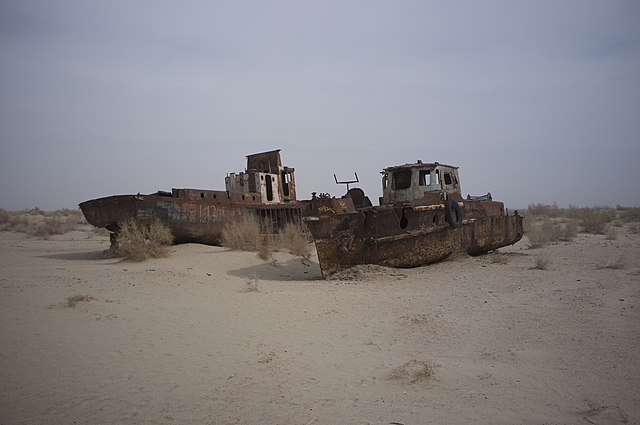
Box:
445 199 463 229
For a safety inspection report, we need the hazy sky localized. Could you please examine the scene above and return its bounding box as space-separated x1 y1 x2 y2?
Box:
1 0 639 210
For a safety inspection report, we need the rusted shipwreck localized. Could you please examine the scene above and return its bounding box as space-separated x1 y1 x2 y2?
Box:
80 150 340 245
304 160 524 278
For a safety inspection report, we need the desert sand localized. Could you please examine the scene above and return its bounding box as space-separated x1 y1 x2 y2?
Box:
1 225 638 425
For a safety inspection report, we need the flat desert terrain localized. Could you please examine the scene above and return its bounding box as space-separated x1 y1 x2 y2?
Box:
1 225 639 424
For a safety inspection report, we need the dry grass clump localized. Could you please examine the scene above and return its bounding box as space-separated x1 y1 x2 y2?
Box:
525 217 562 248
280 221 312 259
221 215 264 251
113 219 173 261
222 215 312 260
605 226 618 240
66 294 95 308
574 208 612 234
389 359 435 383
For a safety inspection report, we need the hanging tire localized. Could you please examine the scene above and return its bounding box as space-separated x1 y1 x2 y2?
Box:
445 199 463 229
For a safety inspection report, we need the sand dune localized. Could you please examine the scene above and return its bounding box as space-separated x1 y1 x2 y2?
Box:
1 226 638 424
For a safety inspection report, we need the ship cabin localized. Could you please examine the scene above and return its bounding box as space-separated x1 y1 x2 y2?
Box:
380 161 463 206
225 149 297 205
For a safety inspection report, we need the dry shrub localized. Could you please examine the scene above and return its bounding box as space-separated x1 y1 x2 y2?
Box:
66 294 95 308
526 217 561 248
527 202 561 218
258 240 273 260
389 360 435 383
280 221 312 259
605 226 617 240
0 208 10 225
222 215 311 260
579 209 611 234
113 219 173 261
629 223 639 234
221 215 264 251
562 220 578 241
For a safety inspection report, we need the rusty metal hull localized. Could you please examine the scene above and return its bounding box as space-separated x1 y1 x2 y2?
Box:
305 202 523 278
79 192 306 245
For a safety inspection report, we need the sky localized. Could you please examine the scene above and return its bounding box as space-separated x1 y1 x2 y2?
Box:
1 0 639 211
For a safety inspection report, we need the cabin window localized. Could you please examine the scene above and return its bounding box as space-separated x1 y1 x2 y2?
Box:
443 173 452 185
392 170 412 189
419 170 431 186
282 171 292 196
382 174 388 189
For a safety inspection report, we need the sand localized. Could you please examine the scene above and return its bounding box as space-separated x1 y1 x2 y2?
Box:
1 225 638 424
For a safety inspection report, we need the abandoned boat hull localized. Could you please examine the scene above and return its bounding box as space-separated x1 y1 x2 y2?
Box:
305 203 523 278
80 192 306 245
79 149 318 245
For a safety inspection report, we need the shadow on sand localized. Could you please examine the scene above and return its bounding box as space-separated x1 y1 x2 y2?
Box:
38 250 114 261
227 258 324 281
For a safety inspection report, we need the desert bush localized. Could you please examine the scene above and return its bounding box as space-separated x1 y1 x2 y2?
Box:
562 220 578 241
222 215 312 260
526 217 561 248
113 219 173 261
605 226 617 240
579 209 610 234
0 208 10 225
280 221 312 259
221 215 264 251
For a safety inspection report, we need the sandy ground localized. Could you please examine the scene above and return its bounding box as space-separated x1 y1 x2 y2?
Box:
1 225 639 425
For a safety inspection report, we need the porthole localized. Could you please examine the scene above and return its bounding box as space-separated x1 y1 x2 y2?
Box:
200 193 205 199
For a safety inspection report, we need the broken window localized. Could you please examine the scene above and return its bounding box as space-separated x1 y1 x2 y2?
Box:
419 170 431 186
281 171 290 196
444 173 452 185
392 170 412 189
382 174 388 189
